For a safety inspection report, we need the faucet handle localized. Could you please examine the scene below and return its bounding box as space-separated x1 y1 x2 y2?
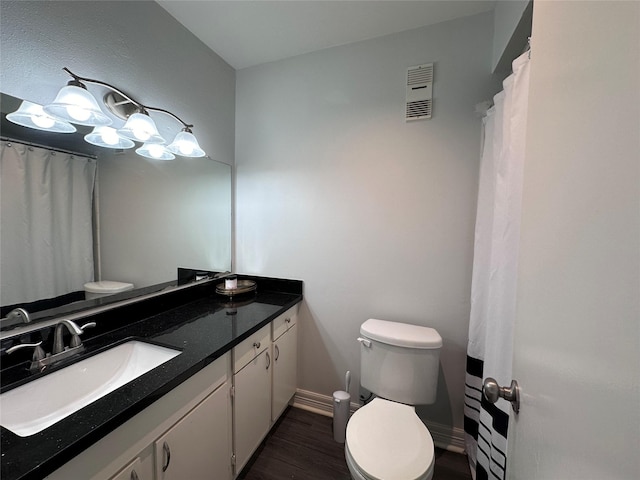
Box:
69 322 96 348
7 341 46 361
79 322 97 331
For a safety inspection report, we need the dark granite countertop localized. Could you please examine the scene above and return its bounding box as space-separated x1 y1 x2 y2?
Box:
0 276 303 480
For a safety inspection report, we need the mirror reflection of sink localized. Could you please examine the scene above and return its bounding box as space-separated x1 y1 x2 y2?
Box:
0 340 181 437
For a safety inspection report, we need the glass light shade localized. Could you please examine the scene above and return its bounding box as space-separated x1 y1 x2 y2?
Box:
136 143 175 160
43 85 112 126
6 101 77 133
167 130 206 157
84 126 135 149
117 113 165 144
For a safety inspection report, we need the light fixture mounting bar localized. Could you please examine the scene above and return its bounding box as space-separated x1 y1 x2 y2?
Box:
62 67 193 129
63 67 142 111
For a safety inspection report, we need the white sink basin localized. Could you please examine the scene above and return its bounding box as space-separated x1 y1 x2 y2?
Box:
0 340 181 437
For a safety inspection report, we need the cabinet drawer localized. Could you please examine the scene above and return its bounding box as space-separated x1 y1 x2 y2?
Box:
271 305 299 341
233 325 270 373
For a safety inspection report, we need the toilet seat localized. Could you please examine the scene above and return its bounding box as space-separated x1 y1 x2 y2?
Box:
345 398 435 480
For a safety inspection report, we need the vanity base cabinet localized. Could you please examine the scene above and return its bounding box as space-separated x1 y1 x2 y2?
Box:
45 354 231 480
232 306 299 478
155 380 232 480
272 322 297 422
232 326 272 474
271 305 299 422
44 303 300 480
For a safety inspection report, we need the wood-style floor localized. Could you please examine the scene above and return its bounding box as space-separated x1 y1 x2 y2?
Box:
238 407 473 480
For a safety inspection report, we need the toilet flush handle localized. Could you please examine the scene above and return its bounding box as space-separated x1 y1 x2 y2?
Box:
357 337 372 348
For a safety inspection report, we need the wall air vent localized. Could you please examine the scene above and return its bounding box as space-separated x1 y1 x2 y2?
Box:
406 63 433 121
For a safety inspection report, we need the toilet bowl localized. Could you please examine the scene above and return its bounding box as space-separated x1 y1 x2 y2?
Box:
345 398 435 480
84 280 134 300
345 319 442 480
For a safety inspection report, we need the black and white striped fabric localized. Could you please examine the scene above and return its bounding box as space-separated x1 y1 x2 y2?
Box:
463 49 531 480
464 356 509 480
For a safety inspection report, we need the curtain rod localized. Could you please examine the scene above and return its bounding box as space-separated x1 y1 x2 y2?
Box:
0 136 98 160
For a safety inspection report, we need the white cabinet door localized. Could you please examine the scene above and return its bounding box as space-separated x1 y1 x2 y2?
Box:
233 349 271 473
272 322 297 422
155 382 232 480
110 457 148 480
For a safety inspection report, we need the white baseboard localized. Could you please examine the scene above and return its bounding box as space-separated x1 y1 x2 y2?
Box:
425 422 466 454
292 388 360 417
292 389 466 454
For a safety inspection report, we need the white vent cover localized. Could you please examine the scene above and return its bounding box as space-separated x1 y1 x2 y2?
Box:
406 63 433 121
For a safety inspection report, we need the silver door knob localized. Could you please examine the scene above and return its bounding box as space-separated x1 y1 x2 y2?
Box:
483 377 520 414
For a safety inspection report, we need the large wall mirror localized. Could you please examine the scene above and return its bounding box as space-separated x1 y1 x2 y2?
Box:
0 92 232 328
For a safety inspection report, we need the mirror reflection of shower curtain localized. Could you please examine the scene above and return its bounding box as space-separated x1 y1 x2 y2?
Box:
464 50 531 480
0 141 97 307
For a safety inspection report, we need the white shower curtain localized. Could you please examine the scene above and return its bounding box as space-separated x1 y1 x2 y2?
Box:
0 141 97 308
464 50 531 480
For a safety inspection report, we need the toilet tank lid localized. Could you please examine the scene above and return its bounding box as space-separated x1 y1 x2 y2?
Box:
84 281 134 293
361 319 442 349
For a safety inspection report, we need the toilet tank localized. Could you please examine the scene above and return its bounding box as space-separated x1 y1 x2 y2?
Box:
359 319 442 405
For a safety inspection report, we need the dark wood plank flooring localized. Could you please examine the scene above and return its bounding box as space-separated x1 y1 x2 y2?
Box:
238 407 472 480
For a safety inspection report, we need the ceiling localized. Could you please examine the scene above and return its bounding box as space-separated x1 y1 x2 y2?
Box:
156 1 496 70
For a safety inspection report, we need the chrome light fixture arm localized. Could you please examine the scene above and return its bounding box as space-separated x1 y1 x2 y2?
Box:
143 105 193 131
63 67 144 111
62 67 193 129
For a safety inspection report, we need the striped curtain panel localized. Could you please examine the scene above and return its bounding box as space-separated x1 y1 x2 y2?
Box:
464 50 531 480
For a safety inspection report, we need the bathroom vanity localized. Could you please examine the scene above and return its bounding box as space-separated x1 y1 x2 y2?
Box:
0 275 302 480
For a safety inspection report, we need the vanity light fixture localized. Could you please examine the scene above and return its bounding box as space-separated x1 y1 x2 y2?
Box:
7 67 206 159
167 128 205 157
6 100 77 133
136 142 175 161
117 112 164 144
84 126 135 149
44 81 112 127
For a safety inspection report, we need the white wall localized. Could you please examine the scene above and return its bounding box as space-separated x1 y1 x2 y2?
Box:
236 12 497 434
0 1 235 287
508 1 640 477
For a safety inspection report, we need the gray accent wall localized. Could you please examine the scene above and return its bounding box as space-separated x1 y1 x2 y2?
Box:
492 0 532 73
235 12 498 434
0 1 235 166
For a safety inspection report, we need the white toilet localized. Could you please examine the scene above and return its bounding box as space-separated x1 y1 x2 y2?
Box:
345 318 443 480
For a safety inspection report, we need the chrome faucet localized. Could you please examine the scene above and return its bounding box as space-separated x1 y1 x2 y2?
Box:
53 320 96 354
5 320 97 373
1 307 31 328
